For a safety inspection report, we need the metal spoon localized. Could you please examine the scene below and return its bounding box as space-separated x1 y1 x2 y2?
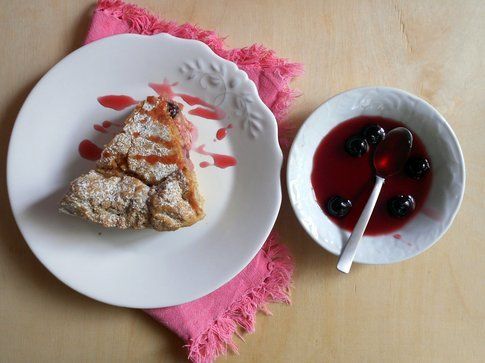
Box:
337 127 413 273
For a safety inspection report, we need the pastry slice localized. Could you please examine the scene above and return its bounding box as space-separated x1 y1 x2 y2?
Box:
59 96 204 231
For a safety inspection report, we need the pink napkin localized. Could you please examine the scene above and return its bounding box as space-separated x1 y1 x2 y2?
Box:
84 1 303 362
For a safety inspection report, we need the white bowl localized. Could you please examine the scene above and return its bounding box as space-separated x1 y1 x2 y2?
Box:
287 87 465 264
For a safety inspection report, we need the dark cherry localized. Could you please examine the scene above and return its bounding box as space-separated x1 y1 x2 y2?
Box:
388 195 416 218
326 196 352 218
345 135 369 157
362 124 386 144
405 157 431 180
167 102 179 118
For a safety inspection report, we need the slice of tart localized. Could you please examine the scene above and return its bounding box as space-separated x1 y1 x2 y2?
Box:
59 96 204 231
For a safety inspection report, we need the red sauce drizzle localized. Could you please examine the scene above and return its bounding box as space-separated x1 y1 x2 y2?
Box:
92 82 236 170
97 95 138 110
216 124 233 140
79 140 102 161
177 94 213 108
147 135 163 143
94 120 121 133
195 145 237 169
149 82 225 121
147 135 173 148
133 154 180 165
188 107 223 120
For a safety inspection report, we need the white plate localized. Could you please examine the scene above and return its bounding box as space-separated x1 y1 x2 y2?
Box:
288 87 465 264
7 34 282 308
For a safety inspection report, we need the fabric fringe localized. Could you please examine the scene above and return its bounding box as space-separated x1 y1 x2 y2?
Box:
185 233 293 363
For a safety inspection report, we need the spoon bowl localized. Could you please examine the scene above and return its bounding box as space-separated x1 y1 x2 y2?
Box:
374 127 413 177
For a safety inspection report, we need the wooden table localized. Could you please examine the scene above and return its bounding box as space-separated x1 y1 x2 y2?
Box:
1 1 484 362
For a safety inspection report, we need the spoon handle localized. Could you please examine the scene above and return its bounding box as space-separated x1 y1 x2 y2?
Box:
337 176 385 273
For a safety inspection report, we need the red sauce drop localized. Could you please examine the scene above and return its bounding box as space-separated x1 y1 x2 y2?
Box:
93 124 108 133
311 116 432 236
393 233 413 246
200 161 211 168
216 128 227 140
177 94 225 120
146 96 157 105
216 124 233 140
148 83 225 120
92 85 233 170
177 94 213 108
189 107 225 120
195 145 237 169
147 135 163 143
149 80 178 99
79 139 102 161
97 95 138 110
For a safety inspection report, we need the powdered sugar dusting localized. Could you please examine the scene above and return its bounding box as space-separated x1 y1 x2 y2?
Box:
61 96 204 231
59 170 150 229
143 102 155 111
125 112 170 141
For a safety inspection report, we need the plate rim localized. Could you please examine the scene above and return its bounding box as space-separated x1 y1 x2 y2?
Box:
7 33 283 308
287 85 465 265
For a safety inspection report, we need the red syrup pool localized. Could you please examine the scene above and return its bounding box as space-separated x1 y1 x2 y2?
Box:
311 116 432 235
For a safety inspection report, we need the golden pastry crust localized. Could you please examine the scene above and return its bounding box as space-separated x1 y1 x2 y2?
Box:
59 96 204 231
149 170 203 230
59 170 150 229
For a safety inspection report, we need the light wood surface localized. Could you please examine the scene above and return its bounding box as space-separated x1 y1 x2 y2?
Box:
1 1 484 362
